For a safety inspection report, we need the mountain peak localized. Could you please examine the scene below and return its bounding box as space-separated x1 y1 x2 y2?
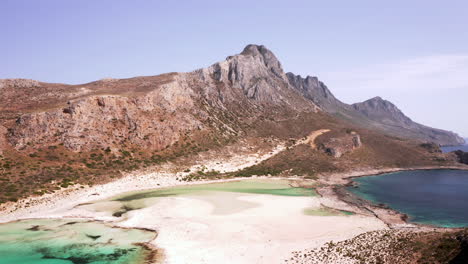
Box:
237 44 284 78
369 96 384 101
240 44 269 56
352 96 413 126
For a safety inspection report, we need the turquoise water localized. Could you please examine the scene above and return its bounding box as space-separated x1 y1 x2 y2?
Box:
0 219 155 264
113 179 316 202
78 179 317 217
0 179 317 263
349 170 468 227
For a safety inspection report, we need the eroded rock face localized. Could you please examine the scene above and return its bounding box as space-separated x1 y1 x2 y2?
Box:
194 45 318 111
321 133 362 158
8 76 201 152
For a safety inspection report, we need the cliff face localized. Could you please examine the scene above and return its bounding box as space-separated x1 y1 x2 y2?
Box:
286 73 348 113
286 74 464 146
8 78 200 152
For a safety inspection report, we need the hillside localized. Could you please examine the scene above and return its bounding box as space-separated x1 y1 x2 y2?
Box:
0 44 462 203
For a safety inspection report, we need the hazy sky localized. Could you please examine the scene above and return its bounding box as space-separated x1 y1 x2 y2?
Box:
1 0 467 136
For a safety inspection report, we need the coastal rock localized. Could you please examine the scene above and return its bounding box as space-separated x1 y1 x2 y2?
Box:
320 132 362 158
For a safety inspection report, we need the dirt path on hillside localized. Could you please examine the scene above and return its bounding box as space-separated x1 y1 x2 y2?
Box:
301 129 331 149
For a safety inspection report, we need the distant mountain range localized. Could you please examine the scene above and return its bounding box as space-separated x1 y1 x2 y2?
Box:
286 72 464 146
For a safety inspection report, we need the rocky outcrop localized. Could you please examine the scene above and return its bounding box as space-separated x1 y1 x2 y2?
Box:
453 150 468 165
0 79 41 89
194 45 318 112
320 132 362 158
286 73 348 113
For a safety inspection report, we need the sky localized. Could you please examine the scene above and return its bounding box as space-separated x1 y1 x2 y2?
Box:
1 0 467 136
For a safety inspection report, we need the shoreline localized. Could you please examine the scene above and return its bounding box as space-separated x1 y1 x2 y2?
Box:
1 162 467 263
320 165 468 230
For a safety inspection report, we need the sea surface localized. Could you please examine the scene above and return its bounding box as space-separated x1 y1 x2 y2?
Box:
349 169 468 227
441 144 468 153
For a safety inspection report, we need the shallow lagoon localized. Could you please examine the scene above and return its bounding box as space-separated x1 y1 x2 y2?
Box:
81 179 319 217
0 219 155 264
0 179 324 263
349 169 468 227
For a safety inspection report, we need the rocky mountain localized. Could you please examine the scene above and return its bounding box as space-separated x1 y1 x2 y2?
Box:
1 44 463 155
1 45 320 154
351 97 465 146
286 73 464 146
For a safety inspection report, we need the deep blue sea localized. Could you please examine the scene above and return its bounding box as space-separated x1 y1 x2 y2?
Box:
349 169 468 227
441 144 468 153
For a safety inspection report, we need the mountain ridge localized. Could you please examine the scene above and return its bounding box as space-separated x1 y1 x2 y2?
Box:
286 72 464 146
0 44 464 150
0 44 464 204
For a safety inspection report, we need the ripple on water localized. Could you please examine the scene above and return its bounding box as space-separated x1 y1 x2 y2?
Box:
349 169 468 227
0 219 156 264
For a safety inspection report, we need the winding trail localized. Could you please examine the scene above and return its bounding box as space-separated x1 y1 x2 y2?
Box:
299 129 331 149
